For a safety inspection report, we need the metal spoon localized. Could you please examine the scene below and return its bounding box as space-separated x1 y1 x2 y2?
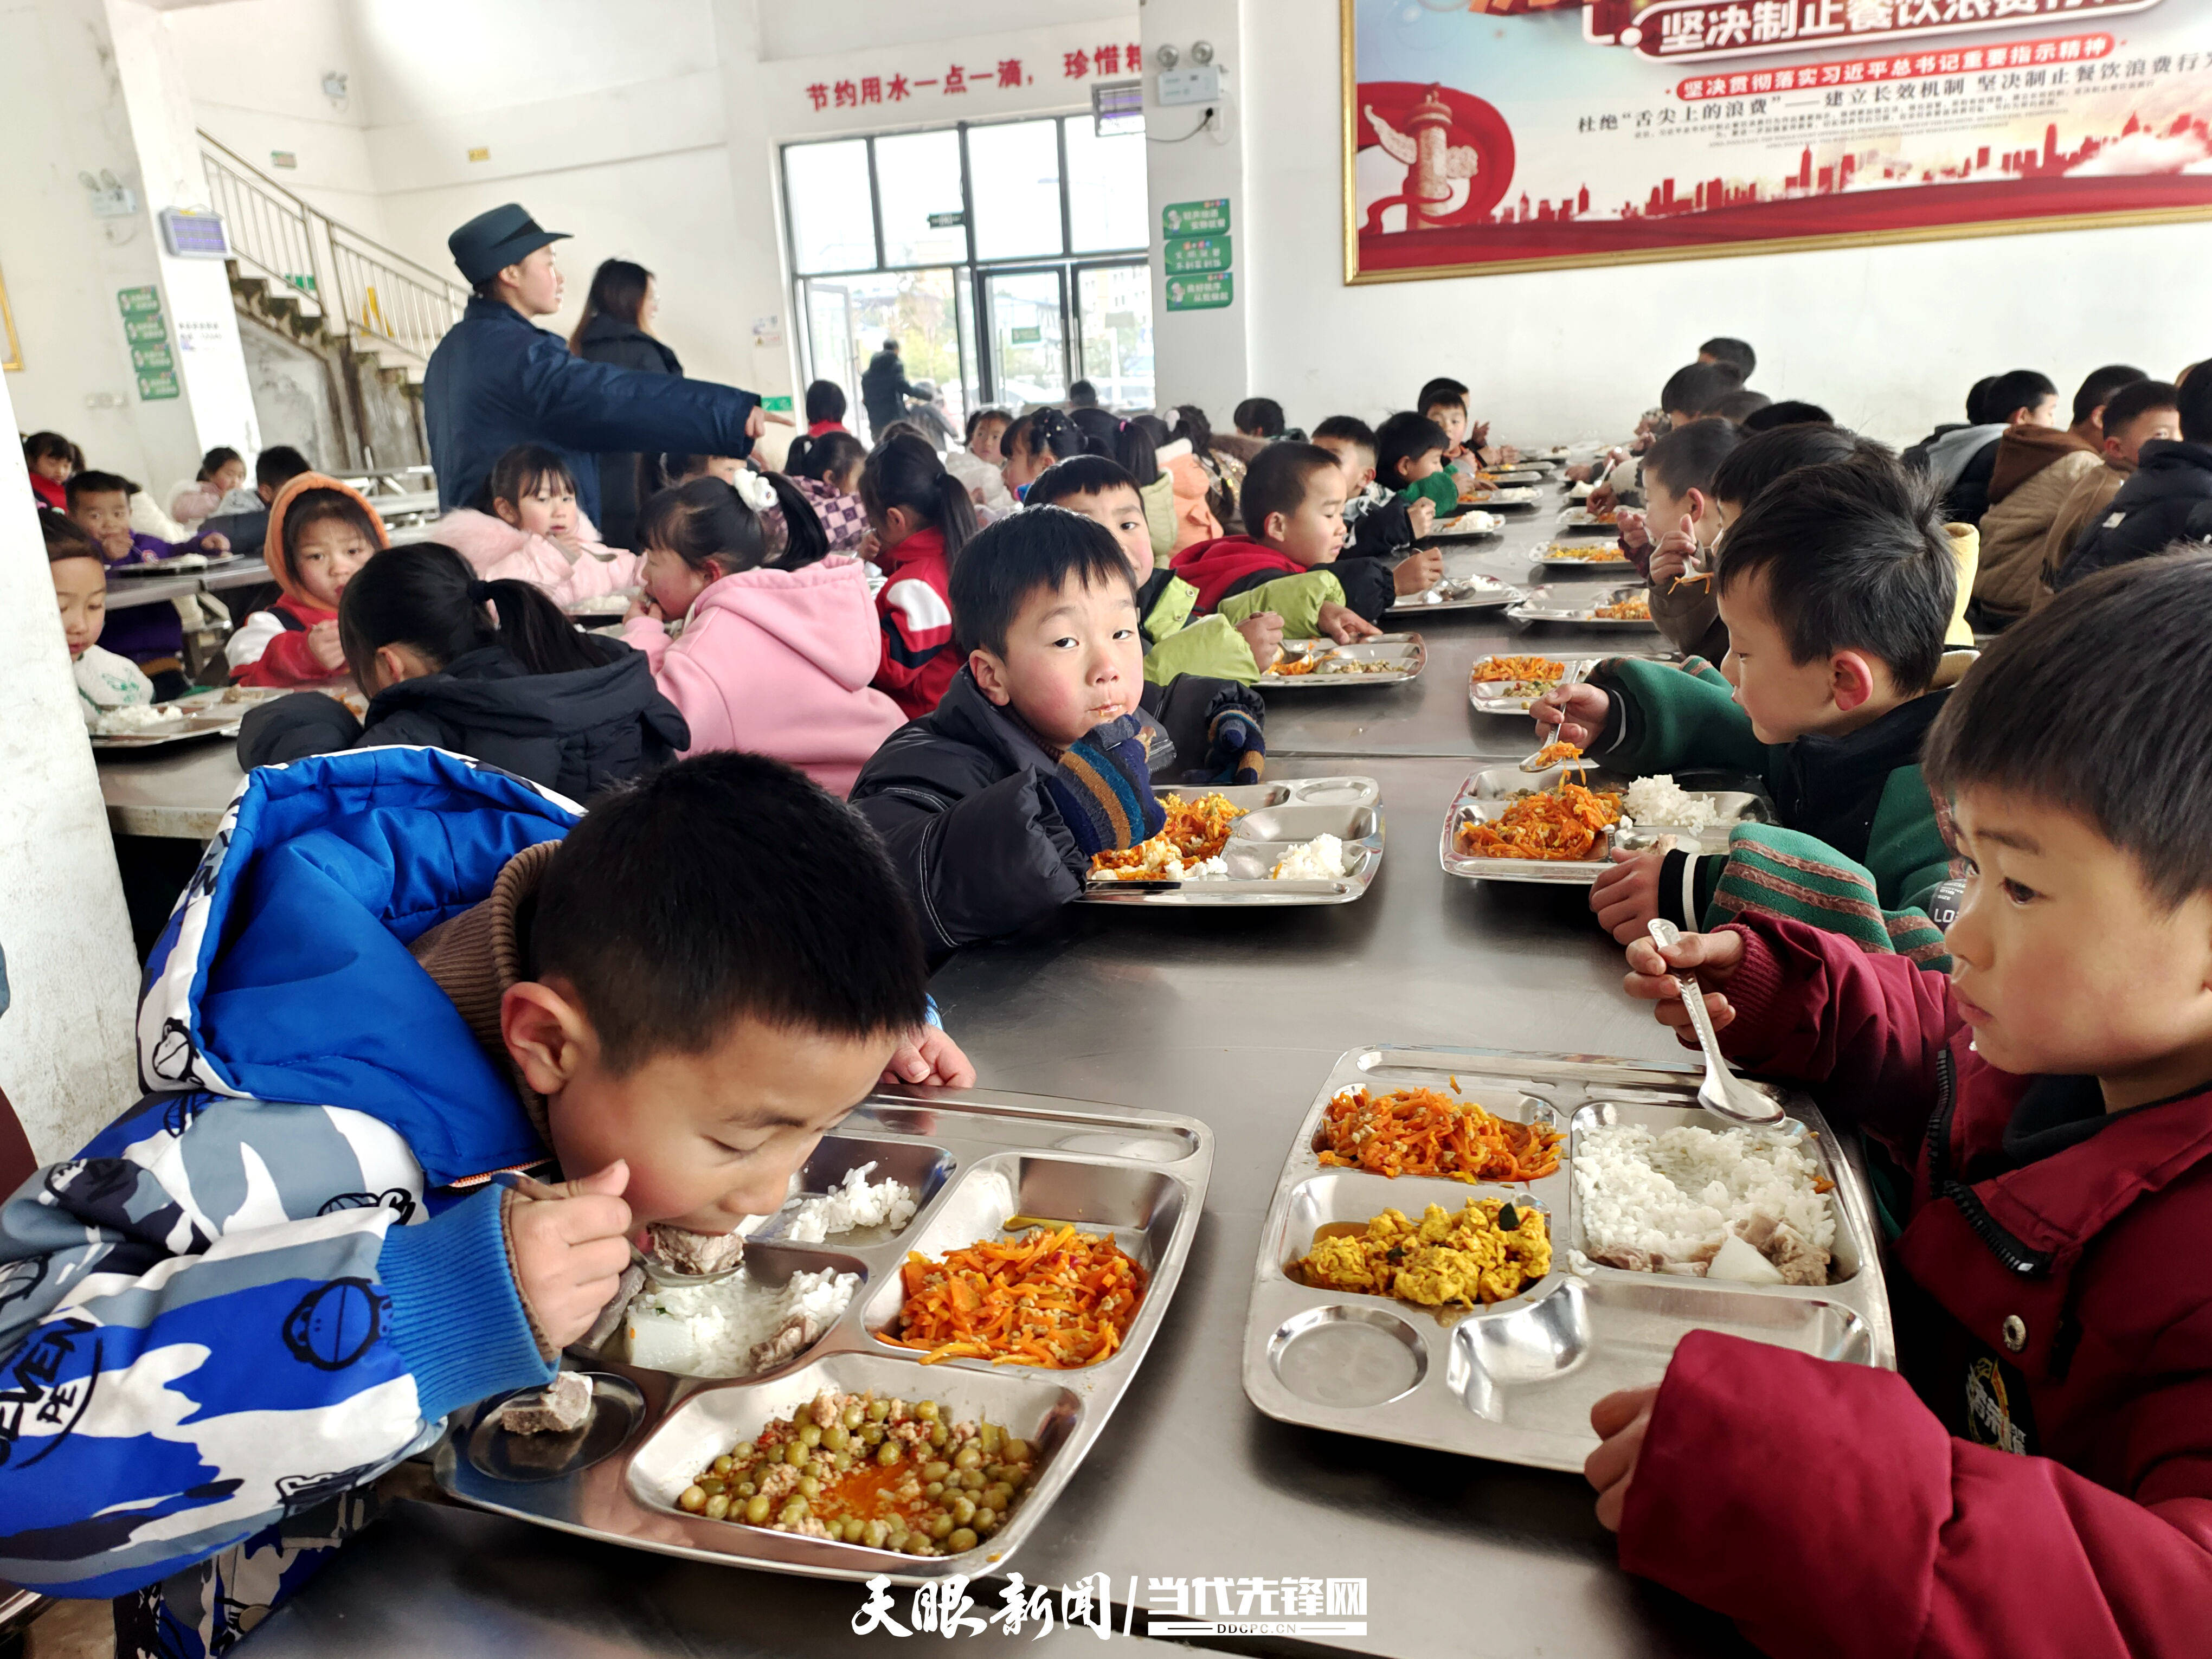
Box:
494 1171 751 1289
1645 919 1784 1127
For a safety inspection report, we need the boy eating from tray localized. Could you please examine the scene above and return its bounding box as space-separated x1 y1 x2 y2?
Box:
1313 416 1447 595
1375 410 1462 526
0 747 971 1647
1533 454 1965 966
1024 453 1284 684
1172 442 1405 631
1591 551 2212 1658
65 468 231 699
853 509 1266 964
1636 416 1741 660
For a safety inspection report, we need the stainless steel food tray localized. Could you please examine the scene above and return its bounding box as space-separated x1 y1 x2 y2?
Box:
1459 485 1540 508
1438 764 1770 885
435 1090 1212 1585
1477 469 1547 486
1242 1045 1894 1472
1507 585 1660 632
1531 544 1632 570
1467 656 1604 716
87 686 290 749
1554 511 1623 535
1257 632 1425 688
1427 510 1503 541
1081 777 1384 906
1390 571 1520 613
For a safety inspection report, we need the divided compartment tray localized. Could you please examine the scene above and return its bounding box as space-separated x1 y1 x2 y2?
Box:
1256 633 1425 689
1079 776 1384 907
1439 765 1770 885
1390 570 1521 613
434 1090 1211 1584
1240 1046 1893 1471
1507 585 1660 632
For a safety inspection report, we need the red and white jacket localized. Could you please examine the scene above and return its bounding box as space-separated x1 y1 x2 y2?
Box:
871 525 956 720
1619 912 2212 1659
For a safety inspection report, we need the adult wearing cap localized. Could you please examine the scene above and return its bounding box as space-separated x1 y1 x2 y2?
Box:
423 204 781 524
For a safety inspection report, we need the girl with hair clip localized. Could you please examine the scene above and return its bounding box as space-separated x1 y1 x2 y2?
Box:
865 432 979 718
622 472 902 792
1171 403 1248 533
238 541 688 799
436 443 642 606
783 428 871 551
1000 407 1094 497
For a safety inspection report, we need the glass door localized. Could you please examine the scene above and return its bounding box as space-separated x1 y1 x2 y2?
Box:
980 268 1069 408
1073 262 1154 412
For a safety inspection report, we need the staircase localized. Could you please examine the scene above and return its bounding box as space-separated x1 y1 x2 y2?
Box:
202 133 466 473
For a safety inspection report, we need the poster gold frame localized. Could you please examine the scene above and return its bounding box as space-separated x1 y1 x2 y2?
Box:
0 260 20 372
1339 0 2212 285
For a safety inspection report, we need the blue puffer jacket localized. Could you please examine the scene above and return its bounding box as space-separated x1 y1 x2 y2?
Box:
422 298 759 521
0 749 575 1616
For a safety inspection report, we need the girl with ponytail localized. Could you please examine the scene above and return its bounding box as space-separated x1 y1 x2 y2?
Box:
864 432 979 718
238 541 689 799
621 473 902 792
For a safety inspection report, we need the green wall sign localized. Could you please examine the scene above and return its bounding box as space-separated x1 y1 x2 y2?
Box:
118 286 179 401
1164 272 1233 312
1163 235 1231 275
1161 198 1230 236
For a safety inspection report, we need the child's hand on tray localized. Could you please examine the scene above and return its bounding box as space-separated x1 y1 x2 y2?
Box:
1317 602 1382 644
1233 610 1284 670
1585 1384 1659 1531
1531 682 1609 748
1393 546 1445 595
506 1160 634 1350
882 1024 976 1090
1623 926 1747 1036
1590 846 1666 944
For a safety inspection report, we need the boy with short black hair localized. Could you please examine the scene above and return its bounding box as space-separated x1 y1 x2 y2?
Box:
1171 441 1401 626
2065 362 2145 447
1659 362 1743 428
1233 397 1286 440
1636 417 1742 661
1537 455 1966 965
2059 366 2212 590
1373 410 1459 523
1025 454 1283 684
1311 415 1446 595
2035 377 2181 600
852 510 1267 962
65 470 232 696
1696 336 1756 378
1975 371 2111 622
1592 551 2212 1658
0 746 969 1643
44 509 155 724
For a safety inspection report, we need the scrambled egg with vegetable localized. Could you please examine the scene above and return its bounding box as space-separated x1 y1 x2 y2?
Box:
1294 1200 1551 1310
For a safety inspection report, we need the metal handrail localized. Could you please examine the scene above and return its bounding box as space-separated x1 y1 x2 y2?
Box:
197 131 467 370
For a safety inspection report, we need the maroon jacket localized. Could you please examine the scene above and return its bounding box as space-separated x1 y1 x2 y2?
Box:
1620 914 2212 1658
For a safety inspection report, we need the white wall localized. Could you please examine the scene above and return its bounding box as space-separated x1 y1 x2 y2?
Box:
1152 0 2212 448
0 369 149 1161
165 0 388 237
0 0 210 489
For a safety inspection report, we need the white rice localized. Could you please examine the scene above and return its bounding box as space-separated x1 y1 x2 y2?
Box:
1619 775 1718 832
623 1266 858 1378
780 1162 918 1243
1271 834 1350 881
1572 1113 1833 1275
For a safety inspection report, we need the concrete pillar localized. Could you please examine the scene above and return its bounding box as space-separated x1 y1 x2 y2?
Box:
0 374 148 1161
1139 0 1250 419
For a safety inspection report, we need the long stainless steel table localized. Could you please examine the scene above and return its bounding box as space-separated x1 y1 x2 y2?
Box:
250 750 1752 1659
98 741 243 839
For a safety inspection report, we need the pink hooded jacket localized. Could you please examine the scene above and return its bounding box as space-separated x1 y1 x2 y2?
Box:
435 507 642 606
620 554 903 794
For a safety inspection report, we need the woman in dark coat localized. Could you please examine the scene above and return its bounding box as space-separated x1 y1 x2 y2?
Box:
570 259 681 549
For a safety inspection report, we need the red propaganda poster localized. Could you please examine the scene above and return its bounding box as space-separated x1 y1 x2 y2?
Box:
1341 0 2212 280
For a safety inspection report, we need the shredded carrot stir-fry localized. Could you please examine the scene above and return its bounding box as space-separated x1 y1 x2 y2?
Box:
1456 781 1622 860
1315 1085 1563 1183
1268 648 1331 677
1532 741 1584 767
1671 569 1714 589
890 1225 1149 1368
1470 654 1565 685
1594 594 1650 620
1090 793 1244 876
